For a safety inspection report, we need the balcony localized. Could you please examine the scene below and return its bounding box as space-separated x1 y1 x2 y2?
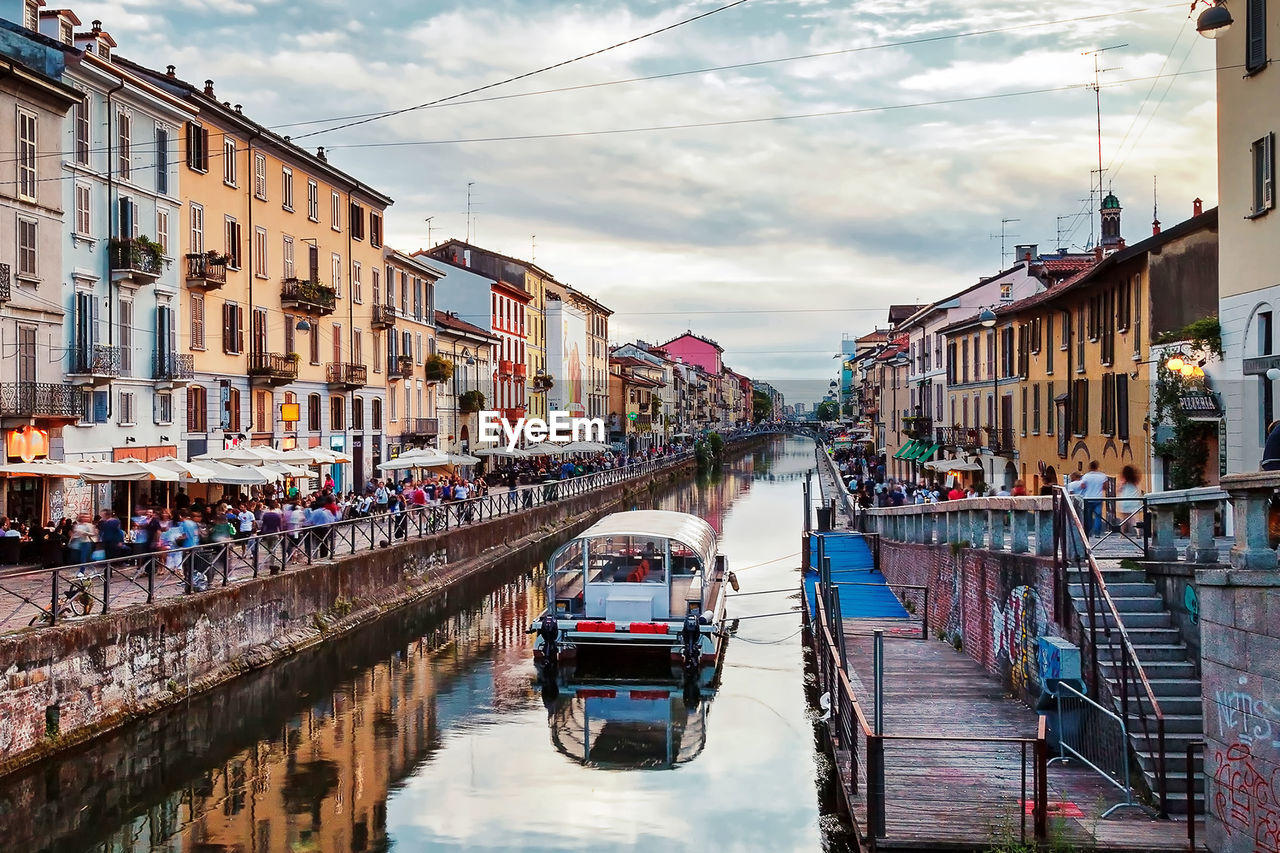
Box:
248 352 298 385
401 417 439 440
109 238 164 283
935 425 983 452
498 360 514 378
0 383 83 422
635 413 653 430
280 278 337 315
389 356 414 381
902 416 932 439
0 262 10 303
153 353 195 385
985 426 1016 455
371 303 397 329
185 252 228 290
69 344 121 385
326 362 368 389
513 363 527 379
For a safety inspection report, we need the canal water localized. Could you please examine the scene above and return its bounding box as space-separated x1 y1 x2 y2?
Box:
0 437 846 852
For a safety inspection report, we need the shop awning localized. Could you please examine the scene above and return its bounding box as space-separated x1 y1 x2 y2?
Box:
910 441 941 463
893 439 920 460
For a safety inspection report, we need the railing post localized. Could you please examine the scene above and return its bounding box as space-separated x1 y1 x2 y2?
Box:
868 734 886 839
1220 473 1280 569
1035 509 1054 557
1010 509 1030 554
1147 503 1180 562
920 509 934 545
1186 499 1219 564
988 504 1007 552
967 507 987 549
101 564 110 613
49 570 58 625
935 510 949 544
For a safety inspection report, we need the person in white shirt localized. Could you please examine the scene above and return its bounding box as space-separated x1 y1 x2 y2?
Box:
1079 460 1110 536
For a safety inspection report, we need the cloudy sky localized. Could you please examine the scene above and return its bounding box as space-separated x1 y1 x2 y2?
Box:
92 0 1215 401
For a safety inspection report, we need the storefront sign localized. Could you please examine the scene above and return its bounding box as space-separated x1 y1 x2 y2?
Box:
5 426 48 462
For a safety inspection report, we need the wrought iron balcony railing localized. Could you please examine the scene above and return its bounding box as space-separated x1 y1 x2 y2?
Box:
153 353 195 382
401 417 439 437
985 426 1016 455
0 262 10 303
326 362 368 388
109 238 164 281
248 352 298 384
71 344 121 378
185 253 228 290
902 416 933 439
280 278 337 315
0 383 84 419
371 304 397 329
935 425 983 451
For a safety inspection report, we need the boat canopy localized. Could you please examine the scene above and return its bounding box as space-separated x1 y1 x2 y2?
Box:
573 510 717 570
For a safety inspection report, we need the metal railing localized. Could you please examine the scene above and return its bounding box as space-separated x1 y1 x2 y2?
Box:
1050 681 1154 817
0 452 695 634
185 252 228 287
247 352 298 383
985 425 1016 454
153 353 195 382
371 304 397 328
934 425 983 450
280 278 337 314
0 261 10 302
326 362 368 387
399 417 439 439
109 238 164 278
71 344 121 377
1052 487 1168 817
0 383 84 418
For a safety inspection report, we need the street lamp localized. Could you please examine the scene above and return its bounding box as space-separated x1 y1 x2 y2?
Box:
978 308 1001 464
1195 0 1233 37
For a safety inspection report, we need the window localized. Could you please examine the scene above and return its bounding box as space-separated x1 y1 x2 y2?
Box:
189 203 204 254
255 390 269 433
370 212 382 248
191 293 205 349
309 322 320 364
222 302 244 354
154 392 173 425
353 262 363 303
372 267 381 306
185 121 208 172
1253 133 1274 216
332 324 343 364
1101 373 1115 436
390 385 397 421
1072 378 1089 436
353 396 364 430
307 393 321 431
22 0 36 29
254 153 267 200
353 328 363 364
187 385 207 432
1045 315 1055 373
75 184 92 236
119 391 135 425
373 331 381 373
1000 282 1013 301
1116 374 1130 440
225 217 242 269
331 191 341 231
226 388 241 432
15 109 37 201
282 167 294 211
223 138 237 186
350 202 365 240
372 398 382 430
1020 386 1028 436
74 96 90 165
1046 381 1054 435
1076 307 1086 370
116 110 131 180
157 209 170 256
59 19 72 44
330 396 345 431
1032 384 1041 434
118 300 132 375
254 226 268 277
156 127 169 195
331 253 342 297
17 218 37 278
283 235 295 279
118 196 139 240
307 180 319 221
1247 0 1268 73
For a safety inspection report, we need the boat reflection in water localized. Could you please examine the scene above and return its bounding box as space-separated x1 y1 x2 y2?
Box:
545 679 713 770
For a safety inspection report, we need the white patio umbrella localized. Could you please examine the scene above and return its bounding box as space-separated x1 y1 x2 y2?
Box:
525 443 570 456
556 441 608 454
278 448 352 465
193 447 282 466
0 459 86 478
197 461 277 485
472 445 528 459
78 461 179 482
146 456 224 480
441 452 481 465
264 461 310 478
376 449 450 471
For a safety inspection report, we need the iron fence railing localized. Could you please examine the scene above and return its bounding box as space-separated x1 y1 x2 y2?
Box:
0 452 695 634
153 352 195 382
184 252 228 286
399 417 439 438
0 382 84 418
934 425 983 450
109 238 164 278
280 278 337 314
0 261 10 302
326 362 368 387
71 344 121 377
1050 680 1155 817
248 352 298 382
372 304 396 328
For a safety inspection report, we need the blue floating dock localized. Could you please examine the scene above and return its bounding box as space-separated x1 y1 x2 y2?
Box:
805 532 910 619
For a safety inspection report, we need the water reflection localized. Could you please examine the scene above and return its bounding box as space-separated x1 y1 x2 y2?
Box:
546 683 711 770
0 438 834 853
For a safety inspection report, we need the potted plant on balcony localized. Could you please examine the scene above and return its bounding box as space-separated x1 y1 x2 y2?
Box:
531 371 554 392
287 351 302 364
459 390 485 414
111 234 167 270
424 354 454 383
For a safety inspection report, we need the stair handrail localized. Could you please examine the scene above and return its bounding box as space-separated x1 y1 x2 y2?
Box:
1053 486 1168 817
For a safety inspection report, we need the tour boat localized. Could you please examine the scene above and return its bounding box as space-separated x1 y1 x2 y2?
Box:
531 509 732 680
545 680 713 769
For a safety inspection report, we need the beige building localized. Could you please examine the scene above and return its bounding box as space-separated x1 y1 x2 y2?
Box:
383 248 440 454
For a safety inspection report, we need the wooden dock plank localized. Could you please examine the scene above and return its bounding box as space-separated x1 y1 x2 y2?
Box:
837 617 1203 851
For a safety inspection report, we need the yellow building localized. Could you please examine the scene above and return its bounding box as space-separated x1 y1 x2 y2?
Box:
382 248 441 455
118 63 394 489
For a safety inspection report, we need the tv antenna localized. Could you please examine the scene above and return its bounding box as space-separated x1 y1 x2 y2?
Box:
425 216 434 246
466 182 476 243
989 218 1020 269
1084 44 1126 243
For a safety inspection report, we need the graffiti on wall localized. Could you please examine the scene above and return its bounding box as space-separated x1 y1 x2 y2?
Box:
1215 677 1280 750
942 558 963 647
992 585 1048 691
1212 742 1280 851
1184 583 1200 626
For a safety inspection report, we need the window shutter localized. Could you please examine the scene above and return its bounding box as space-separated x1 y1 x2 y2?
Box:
222 303 233 353
236 305 245 353
1267 133 1276 209
185 122 195 167
1117 374 1130 440
1248 0 1268 72
187 386 196 429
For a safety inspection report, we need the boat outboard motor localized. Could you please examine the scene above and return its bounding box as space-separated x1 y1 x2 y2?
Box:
538 615 560 668
681 613 702 670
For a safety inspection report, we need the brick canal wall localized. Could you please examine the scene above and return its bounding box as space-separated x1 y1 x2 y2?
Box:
878 540 1065 704
0 452 720 776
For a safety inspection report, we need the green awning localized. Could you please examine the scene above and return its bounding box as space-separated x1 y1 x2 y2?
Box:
911 441 940 463
893 439 919 459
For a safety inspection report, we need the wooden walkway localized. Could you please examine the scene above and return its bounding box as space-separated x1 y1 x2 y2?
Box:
838 617 1203 851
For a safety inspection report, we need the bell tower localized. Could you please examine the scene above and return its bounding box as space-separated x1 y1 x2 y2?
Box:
1100 192 1123 251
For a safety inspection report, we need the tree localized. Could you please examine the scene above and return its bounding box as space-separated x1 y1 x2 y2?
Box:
751 389 772 423
816 401 839 422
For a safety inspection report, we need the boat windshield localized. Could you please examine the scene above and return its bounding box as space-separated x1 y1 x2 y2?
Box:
586 536 668 585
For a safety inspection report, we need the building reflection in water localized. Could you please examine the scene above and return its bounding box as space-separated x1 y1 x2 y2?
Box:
547 684 711 771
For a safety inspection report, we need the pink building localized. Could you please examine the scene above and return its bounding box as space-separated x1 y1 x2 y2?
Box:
660 332 723 375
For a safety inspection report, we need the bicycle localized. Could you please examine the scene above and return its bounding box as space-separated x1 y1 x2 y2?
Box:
28 569 101 626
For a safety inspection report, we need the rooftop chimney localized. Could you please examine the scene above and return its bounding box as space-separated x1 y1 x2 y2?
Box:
91 19 101 32
203 79 214 96
234 104 242 113
166 64 175 77
1193 197 1203 216
316 147 327 161
1152 216 1161 236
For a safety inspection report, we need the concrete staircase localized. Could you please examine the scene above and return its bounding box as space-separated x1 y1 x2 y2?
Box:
1068 561 1203 816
